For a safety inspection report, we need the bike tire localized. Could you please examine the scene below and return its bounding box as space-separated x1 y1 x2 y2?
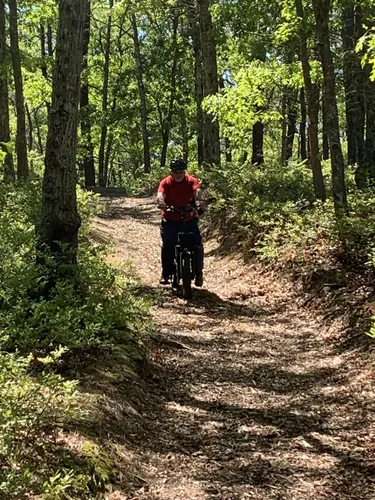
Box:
181 253 192 299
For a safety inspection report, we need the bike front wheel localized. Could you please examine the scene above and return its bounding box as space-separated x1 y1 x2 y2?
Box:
181 253 192 299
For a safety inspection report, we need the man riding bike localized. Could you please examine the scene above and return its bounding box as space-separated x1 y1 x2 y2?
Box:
156 158 204 288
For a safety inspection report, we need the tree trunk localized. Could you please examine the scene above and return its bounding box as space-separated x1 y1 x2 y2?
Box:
365 67 375 181
47 24 53 56
286 94 297 161
362 11 375 183
160 15 180 168
295 0 326 201
342 6 365 179
38 0 86 265
312 0 346 213
198 0 220 168
0 0 14 182
225 136 232 162
25 103 33 151
322 90 329 160
80 0 95 188
281 92 287 165
181 106 189 164
192 24 204 166
40 24 49 81
34 107 44 156
9 0 28 181
299 87 307 161
132 13 151 174
98 0 113 187
252 121 264 165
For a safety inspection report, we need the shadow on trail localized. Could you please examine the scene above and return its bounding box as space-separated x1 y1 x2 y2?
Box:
97 202 160 226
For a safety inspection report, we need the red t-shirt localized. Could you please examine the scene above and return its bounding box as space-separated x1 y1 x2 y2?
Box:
158 174 201 222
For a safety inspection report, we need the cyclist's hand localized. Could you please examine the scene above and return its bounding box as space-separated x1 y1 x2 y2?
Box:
157 200 167 209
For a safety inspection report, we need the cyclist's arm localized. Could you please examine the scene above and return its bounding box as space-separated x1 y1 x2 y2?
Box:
156 191 166 208
195 188 204 202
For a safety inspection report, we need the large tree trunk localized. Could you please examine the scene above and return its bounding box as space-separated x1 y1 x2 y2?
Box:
160 15 180 168
98 0 113 187
322 90 329 160
38 0 86 265
198 0 220 168
80 0 95 188
9 0 28 181
365 67 375 181
299 87 307 161
342 6 365 180
0 0 14 182
192 24 204 166
363 11 375 182
132 13 151 174
295 0 326 201
312 0 347 214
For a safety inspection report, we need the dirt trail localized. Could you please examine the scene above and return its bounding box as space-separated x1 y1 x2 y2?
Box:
96 197 375 500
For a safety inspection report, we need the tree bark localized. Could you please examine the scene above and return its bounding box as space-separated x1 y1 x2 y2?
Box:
281 92 287 165
0 0 14 182
80 0 95 188
198 0 220 168
342 6 365 178
39 0 86 265
365 66 375 181
34 107 44 156
181 106 189 164
295 0 326 201
9 0 28 181
299 87 307 161
132 13 151 174
98 0 113 187
362 11 375 182
40 24 49 81
47 24 53 56
286 94 297 161
322 90 329 160
160 15 180 168
252 120 264 166
312 0 346 213
25 103 33 151
192 23 204 166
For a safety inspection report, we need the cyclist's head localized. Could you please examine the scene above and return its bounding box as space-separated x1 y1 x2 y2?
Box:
170 158 186 182
170 158 186 172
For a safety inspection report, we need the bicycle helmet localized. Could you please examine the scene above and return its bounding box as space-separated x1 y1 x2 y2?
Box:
170 158 187 171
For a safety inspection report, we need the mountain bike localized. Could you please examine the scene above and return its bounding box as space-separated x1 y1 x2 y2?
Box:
166 199 203 299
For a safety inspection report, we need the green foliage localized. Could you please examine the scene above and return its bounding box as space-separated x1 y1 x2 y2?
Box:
0 350 79 498
0 182 151 497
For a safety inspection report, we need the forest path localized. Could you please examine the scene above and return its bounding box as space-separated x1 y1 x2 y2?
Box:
96 196 375 500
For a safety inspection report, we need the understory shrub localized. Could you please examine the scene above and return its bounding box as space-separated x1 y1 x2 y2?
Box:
205 159 375 275
0 181 151 497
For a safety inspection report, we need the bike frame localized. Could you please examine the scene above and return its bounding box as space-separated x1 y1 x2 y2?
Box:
174 205 197 284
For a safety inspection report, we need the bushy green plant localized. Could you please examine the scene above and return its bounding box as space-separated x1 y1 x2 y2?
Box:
0 350 79 498
0 180 151 497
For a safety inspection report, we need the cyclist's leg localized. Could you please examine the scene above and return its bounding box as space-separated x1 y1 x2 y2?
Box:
187 218 204 285
160 219 178 283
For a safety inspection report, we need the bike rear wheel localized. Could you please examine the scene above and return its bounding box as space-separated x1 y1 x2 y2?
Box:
181 253 192 299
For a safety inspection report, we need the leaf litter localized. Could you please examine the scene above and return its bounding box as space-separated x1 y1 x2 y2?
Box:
94 197 375 500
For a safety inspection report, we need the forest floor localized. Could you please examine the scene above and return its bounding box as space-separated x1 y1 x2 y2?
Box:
93 196 375 500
